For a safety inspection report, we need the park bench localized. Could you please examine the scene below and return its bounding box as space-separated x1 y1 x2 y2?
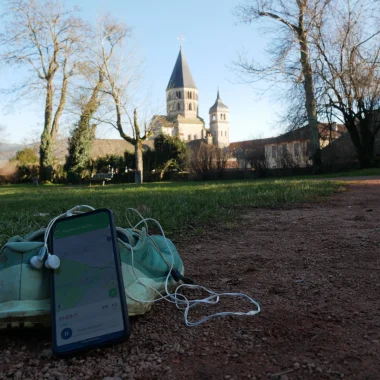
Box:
87 172 113 186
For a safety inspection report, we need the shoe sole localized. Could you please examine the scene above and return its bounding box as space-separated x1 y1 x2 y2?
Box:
0 299 51 329
0 279 181 329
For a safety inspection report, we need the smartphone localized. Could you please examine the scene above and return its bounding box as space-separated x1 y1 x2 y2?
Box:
49 208 130 356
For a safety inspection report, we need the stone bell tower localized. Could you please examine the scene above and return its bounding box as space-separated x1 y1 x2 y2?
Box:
209 89 229 148
166 47 199 119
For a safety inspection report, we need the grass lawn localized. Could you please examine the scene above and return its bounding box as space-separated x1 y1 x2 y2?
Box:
0 179 343 246
294 167 380 180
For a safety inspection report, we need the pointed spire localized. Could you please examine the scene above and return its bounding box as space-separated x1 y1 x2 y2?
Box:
209 87 229 113
167 49 197 90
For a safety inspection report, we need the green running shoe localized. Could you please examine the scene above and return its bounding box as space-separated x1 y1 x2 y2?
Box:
117 227 184 316
0 227 184 328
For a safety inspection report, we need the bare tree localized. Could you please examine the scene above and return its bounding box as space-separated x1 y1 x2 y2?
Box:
1 0 84 181
312 0 380 168
64 16 124 178
235 0 329 165
215 147 230 173
92 18 151 184
190 143 230 176
190 143 214 174
244 149 268 171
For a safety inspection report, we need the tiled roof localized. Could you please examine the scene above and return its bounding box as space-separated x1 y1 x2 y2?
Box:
90 139 134 157
264 123 346 145
209 90 228 113
229 138 274 159
151 115 178 129
166 48 197 90
176 115 205 125
186 139 208 151
230 138 275 152
90 139 153 158
152 114 205 126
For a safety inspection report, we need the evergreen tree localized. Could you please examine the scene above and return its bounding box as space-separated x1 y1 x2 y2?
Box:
65 123 96 179
65 73 104 179
153 134 188 179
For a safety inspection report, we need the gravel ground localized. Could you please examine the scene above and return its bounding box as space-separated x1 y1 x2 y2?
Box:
1 180 380 380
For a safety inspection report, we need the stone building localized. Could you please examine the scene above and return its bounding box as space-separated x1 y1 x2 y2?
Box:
150 48 230 149
209 90 230 149
230 123 346 169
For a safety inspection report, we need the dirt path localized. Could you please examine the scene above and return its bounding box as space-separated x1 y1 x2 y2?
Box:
318 176 380 181
1 180 380 380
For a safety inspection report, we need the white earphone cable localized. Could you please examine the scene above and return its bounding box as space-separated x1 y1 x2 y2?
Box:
30 205 260 326
124 208 261 326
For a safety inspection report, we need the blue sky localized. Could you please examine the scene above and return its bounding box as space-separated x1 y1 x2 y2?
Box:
0 0 287 144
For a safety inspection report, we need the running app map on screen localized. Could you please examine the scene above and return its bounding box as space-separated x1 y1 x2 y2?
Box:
52 212 124 347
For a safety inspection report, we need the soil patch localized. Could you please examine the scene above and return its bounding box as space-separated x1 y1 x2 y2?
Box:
1 180 380 379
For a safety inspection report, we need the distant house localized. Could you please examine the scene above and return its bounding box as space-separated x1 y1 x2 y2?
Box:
230 123 346 169
90 139 154 159
30 138 154 167
265 123 345 169
229 138 274 169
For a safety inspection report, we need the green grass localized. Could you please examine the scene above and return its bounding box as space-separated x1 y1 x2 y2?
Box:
0 179 343 246
294 167 380 180
319 168 380 178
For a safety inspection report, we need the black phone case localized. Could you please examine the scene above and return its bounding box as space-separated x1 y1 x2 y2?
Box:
49 208 130 357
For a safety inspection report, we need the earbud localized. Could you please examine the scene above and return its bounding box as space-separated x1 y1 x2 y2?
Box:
29 254 45 269
29 205 94 271
45 254 60 270
30 246 48 269
30 247 60 270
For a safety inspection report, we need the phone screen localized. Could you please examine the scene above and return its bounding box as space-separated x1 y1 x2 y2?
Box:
51 209 128 354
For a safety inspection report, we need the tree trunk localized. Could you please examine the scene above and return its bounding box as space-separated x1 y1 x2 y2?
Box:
51 75 69 140
358 142 375 168
346 120 376 168
133 109 144 184
39 80 54 182
135 139 143 184
299 31 320 167
159 159 174 180
359 118 376 167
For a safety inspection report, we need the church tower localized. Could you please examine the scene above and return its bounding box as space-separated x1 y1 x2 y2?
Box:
166 48 199 119
209 90 229 148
